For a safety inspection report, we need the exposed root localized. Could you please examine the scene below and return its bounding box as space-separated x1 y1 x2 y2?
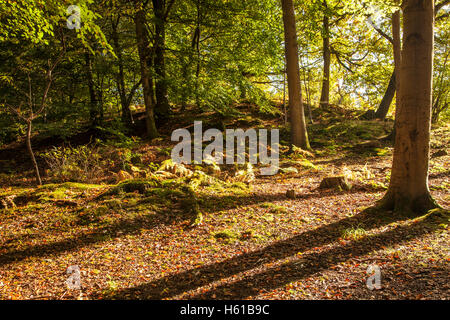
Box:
376 191 441 216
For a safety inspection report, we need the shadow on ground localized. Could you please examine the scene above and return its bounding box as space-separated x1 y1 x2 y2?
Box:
95 209 444 299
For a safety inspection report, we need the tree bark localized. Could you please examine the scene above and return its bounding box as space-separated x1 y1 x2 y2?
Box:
320 0 331 108
134 9 159 139
194 0 201 109
152 0 170 119
85 52 100 126
111 17 134 126
26 120 42 185
382 9 402 141
374 70 396 120
281 0 310 150
379 0 438 214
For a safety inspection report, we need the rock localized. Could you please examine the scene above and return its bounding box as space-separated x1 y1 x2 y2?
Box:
431 149 448 158
129 165 141 174
281 167 299 174
0 195 16 209
286 189 296 199
116 170 133 182
319 176 352 191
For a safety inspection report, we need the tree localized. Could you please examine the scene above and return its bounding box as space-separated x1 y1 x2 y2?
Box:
134 3 159 139
152 0 173 119
0 0 108 185
85 50 102 125
281 0 310 150
5 40 65 185
110 13 141 127
372 71 396 120
379 0 439 214
369 8 401 121
319 0 331 108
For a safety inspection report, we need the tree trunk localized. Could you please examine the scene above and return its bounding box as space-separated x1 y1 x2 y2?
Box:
134 9 159 139
152 0 170 119
180 57 190 111
194 0 201 109
281 0 310 150
391 9 402 137
374 70 396 120
320 0 331 108
112 18 134 127
85 52 100 126
382 9 402 141
26 120 42 185
379 0 438 214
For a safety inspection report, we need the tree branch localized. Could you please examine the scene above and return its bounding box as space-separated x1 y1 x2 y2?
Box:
436 0 450 13
367 16 394 44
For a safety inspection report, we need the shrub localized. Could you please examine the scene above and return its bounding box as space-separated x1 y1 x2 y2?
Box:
40 145 105 183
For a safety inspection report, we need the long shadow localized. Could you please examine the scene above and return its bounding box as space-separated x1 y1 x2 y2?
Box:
0 183 385 269
97 208 417 299
188 215 440 299
0 190 319 266
0 209 178 267
198 188 376 213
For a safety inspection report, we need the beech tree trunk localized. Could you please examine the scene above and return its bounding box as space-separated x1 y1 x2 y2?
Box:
134 9 159 139
320 0 331 108
153 0 170 119
379 0 438 214
281 0 310 150
374 71 396 120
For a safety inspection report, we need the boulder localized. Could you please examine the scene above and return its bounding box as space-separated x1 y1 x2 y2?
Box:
116 170 133 182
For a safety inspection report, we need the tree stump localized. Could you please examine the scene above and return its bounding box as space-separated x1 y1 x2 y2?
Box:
319 176 352 191
286 189 296 199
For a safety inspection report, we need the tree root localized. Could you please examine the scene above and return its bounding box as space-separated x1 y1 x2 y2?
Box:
376 191 441 216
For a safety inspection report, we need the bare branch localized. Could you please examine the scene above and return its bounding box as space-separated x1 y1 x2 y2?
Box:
5 102 27 122
436 0 450 13
34 32 66 117
367 16 394 44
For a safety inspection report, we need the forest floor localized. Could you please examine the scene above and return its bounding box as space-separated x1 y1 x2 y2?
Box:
0 104 448 300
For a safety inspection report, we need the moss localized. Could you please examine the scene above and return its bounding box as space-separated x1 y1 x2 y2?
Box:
103 199 123 210
145 187 185 199
104 178 160 197
30 182 105 203
77 206 110 225
39 182 104 191
214 229 238 241
309 120 393 148
260 202 287 214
